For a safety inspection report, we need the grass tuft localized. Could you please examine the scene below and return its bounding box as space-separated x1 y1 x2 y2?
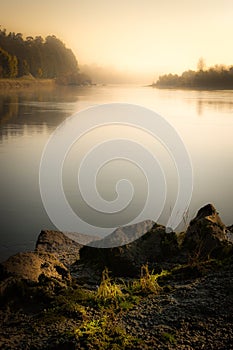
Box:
129 264 162 295
96 267 124 303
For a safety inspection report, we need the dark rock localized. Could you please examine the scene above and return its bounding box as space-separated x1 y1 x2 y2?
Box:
89 220 154 248
35 230 83 266
226 225 233 243
182 203 232 259
79 205 233 277
79 222 180 276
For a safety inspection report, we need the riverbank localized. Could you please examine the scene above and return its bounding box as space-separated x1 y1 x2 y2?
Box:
0 204 233 349
0 78 94 90
150 83 233 91
0 78 55 90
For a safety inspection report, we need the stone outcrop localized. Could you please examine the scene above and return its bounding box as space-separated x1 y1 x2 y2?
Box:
0 252 71 284
35 230 83 266
0 204 232 286
0 251 71 298
0 204 232 350
182 203 232 259
79 223 180 276
79 204 233 276
89 220 154 248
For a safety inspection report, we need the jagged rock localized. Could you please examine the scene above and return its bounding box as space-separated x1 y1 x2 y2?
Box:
79 222 180 276
35 230 83 266
0 252 71 298
0 251 71 283
78 205 233 277
182 203 232 258
89 220 154 248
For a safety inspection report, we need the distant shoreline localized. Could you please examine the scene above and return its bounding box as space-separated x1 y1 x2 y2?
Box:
0 78 55 90
0 78 95 90
150 84 233 91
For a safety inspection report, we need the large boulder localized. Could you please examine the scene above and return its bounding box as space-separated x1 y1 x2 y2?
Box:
182 204 232 259
0 252 71 299
79 222 180 276
89 220 154 248
0 252 71 284
35 230 83 266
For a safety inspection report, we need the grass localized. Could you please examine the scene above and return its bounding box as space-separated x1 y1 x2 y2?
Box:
60 266 162 348
31 265 163 348
74 314 139 350
127 264 162 295
96 268 124 304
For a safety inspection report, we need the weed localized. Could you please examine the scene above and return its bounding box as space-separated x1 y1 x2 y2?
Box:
135 264 161 295
96 268 124 304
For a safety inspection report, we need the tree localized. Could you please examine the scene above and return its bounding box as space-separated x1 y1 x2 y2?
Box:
0 47 9 77
197 57 205 71
9 55 18 77
0 28 80 80
0 48 18 77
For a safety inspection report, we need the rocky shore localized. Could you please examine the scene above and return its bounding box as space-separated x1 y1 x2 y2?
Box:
0 204 233 349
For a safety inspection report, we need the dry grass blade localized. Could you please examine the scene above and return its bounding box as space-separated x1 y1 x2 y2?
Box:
96 267 123 302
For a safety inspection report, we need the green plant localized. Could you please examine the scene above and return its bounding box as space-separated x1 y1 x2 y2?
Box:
76 317 104 337
133 264 161 295
118 298 136 311
96 268 124 303
75 314 139 350
161 332 176 344
140 264 161 294
63 285 95 305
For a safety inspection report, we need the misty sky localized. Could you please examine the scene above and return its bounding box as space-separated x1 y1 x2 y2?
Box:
1 0 233 78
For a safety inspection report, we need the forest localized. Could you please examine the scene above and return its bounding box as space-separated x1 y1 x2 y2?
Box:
0 28 91 84
155 59 233 89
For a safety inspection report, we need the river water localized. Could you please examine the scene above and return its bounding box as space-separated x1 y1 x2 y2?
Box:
0 84 233 260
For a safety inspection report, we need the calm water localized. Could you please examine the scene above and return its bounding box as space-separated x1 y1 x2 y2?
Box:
0 84 233 260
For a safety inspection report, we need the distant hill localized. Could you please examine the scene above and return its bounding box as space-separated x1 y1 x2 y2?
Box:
155 64 233 89
0 28 91 84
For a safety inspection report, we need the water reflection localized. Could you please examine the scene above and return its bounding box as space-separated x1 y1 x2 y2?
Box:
0 85 97 141
0 85 233 261
0 94 19 126
183 90 233 116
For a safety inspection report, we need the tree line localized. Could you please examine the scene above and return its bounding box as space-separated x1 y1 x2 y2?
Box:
0 27 91 84
155 59 233 89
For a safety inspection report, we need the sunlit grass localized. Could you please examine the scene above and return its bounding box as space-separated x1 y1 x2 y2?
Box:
96 267 124 303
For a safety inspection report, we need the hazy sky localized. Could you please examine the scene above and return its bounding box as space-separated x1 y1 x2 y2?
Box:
1 0 233 78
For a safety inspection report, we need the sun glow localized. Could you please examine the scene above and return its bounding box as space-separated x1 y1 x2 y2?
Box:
1 0 233 82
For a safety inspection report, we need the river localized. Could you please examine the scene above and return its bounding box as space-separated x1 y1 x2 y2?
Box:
0 84 233 260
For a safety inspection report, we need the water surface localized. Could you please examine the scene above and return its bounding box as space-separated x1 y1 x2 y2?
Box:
0 85 233 260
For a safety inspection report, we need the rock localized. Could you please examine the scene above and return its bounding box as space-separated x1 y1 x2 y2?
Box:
79 205 233 277
35 230 83 266
226 225 233 243
89 220 154 248
79 222 180 276
182 204 232 259
0 252 71 298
